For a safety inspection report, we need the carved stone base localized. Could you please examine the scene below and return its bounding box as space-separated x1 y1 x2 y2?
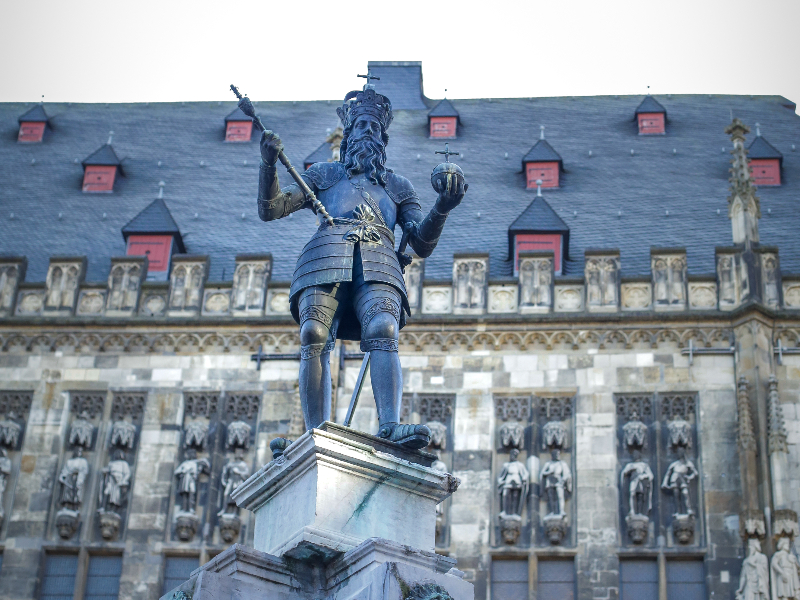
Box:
543 514 568 545
625 514 649 545
739 508 765 541
97 509 122 540
218 513 242 544
56 508 80 539
498 513 521 545
672 513 695 545
175 511 200 542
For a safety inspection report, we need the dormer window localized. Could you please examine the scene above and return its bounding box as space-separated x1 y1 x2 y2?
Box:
748 124 782 186
634 95 667 135
522 127 563 189
18 104 49 143
428 98 459 139
508 184 569 275
81 136 122 193
122 193 185 281
225 107 253 142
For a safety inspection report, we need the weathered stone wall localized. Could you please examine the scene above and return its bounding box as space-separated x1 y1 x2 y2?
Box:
0 315 795 600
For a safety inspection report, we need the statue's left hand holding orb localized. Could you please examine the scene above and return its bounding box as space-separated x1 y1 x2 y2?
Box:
433 170 468 213
260 130 284 166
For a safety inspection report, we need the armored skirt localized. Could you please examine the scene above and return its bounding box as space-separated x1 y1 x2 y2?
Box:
289 221 410 341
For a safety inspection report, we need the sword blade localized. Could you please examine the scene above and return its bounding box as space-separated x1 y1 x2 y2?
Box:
343 352 371 428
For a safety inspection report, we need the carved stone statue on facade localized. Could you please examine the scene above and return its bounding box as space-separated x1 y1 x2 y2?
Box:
56 447 89 539
218 448 251 543
620 449 654 544
226 420 252 450
736 538 770 600
771 536 800 600
662 446 697 516
69 411 94 448
662 445 698 544
97 449 131 540
0 448 10 524
497 448 529 545
499 421 524 450
250 76 466 449
425 421 447 451
110 418 136 449
540 448 572 544
174 448 211 542
0 411 22 448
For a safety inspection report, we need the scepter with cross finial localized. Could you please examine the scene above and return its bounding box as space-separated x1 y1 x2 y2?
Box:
229 84 334 226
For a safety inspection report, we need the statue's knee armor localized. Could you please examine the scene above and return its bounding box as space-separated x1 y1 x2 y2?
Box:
298 285 340 359
359 296 400 352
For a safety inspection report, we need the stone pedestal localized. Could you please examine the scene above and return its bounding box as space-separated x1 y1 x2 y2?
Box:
160 423 472 600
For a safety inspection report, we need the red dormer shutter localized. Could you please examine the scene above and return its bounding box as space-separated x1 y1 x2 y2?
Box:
638 113 665 135
226 121 253 142
82 166 118 192
126 235 173 274
18 122 45 143
430 117 457 138
525 162 560 189
749 159 781 186
515 234 563 274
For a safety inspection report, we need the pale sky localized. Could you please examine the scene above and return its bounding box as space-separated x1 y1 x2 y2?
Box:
1 0 799 108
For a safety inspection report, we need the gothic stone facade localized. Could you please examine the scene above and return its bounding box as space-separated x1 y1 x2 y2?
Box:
0 241 797 600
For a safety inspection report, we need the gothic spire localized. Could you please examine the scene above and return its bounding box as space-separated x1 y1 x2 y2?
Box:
724 118 760 245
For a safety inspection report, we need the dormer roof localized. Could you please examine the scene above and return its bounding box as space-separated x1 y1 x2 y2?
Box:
304 141 333 167
634 95 667 116
428 98 460 121
522 139 562 168
18 104 49 123
225 106 253 123
509 196 570 234
122 198 185 252
82 144 122 168
748 134 783 165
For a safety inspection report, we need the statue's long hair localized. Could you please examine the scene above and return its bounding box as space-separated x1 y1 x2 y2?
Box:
340 122 389 186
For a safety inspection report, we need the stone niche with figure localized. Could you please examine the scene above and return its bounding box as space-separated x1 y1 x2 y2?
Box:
493 395 532 547
585 250 620 312
171 391 260 545
403 257 424 314
105 256 147 317
651 249 687 310
400 393 455 549
43 257 86 316
50 392 105 541
94 392 146 542
518 251 554 313
230 253 272 316
168 255 209 317
452 253 488 314
616 395 658 546
0 391 33 533
0 257 25 318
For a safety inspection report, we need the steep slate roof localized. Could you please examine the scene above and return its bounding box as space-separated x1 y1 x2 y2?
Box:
522 139 563 166
82 143 122 167
0 74 799 284
748 134 783 163
225 107 252 123
428 98 459 120
635 95 667 116
18 104 49 123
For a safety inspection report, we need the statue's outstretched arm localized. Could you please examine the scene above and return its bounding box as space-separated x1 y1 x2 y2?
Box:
257 131 311 222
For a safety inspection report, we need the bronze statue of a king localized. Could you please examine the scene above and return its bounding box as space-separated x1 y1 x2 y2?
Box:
251 79 467 450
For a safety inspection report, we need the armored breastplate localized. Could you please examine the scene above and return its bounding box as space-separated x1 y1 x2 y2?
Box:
316 175 398 230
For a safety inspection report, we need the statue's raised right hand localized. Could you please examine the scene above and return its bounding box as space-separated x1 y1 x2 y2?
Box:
260 130 284 166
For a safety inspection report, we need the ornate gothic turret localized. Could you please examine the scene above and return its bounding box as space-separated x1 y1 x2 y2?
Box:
725 118 761 246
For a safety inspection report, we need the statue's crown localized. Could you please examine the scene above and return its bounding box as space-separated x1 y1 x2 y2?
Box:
337 85 393 132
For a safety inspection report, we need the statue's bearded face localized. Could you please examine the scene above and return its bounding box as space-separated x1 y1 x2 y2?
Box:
342 115 388 186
